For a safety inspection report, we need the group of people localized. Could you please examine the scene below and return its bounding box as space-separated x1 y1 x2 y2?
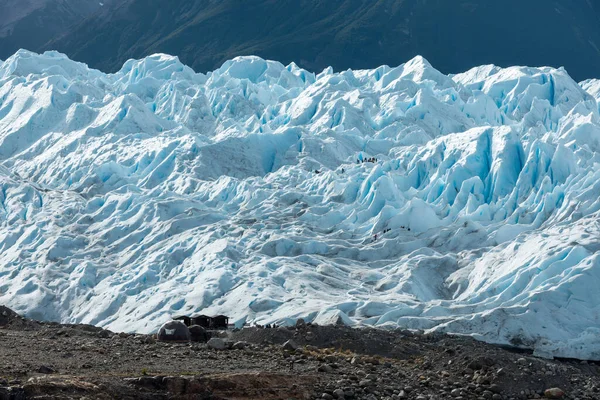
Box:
372 228 393 242
357 157 378 164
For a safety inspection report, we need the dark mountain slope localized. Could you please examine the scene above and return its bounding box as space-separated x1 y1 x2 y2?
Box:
18 0 600 81
0 0 114 61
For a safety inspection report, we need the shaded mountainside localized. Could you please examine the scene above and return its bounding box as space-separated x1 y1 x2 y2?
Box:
34 0 600 81
0 0 114 60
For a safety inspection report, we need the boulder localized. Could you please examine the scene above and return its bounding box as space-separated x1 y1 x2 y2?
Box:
207 337 226 350
232 341 248 350
544 388 565 399
282 340 299 351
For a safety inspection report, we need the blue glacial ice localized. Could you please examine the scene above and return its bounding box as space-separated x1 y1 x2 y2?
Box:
0 50 599 359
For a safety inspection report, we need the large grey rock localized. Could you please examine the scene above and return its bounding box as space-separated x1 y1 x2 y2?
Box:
207 337 226 350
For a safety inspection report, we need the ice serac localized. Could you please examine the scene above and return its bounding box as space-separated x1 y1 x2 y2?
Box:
0 50 599 360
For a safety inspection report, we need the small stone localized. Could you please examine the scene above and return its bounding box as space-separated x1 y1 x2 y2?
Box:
544 387 565 399
142 335 156 344
37 365 56 374
517 358 527 365
333 388 345 398
468 356 495 370
368 357 380 365
318 364 333 373
489 384 502 393
325 355 339 363
282 339 299 351
232 341 248 350
322 394 333 400
97 330 111 338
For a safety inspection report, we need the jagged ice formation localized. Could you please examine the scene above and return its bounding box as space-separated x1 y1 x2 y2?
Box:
0 50 599 359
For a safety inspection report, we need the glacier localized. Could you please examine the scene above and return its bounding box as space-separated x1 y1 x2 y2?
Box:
0 50 599 360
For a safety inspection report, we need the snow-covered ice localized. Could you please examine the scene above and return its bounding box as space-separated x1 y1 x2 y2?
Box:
0 50 599 360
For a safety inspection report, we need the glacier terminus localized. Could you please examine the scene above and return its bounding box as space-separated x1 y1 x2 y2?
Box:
0 50 599 360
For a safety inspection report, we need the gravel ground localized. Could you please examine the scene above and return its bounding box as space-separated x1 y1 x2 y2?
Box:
0 306 598 399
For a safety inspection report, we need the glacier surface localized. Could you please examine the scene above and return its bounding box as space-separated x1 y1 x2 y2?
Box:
0 50 599 360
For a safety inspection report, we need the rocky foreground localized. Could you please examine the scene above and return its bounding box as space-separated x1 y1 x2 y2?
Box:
0 307 598 400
